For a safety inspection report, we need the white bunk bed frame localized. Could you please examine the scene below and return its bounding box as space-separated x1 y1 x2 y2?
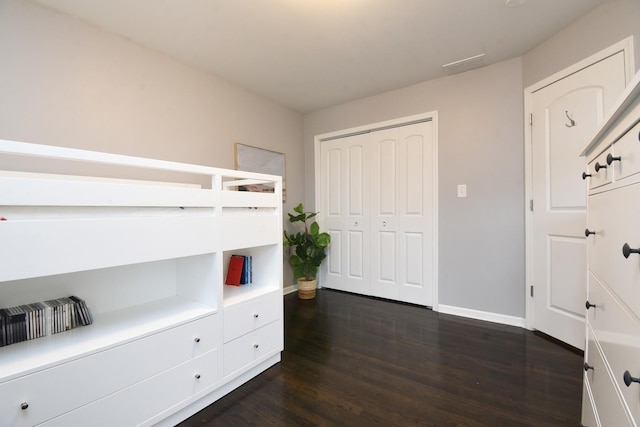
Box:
0 139 283 427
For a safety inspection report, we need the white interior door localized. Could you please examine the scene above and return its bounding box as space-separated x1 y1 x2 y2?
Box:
370 122 435 306
530 51 627 349
321 133 370 295
318 117 437 308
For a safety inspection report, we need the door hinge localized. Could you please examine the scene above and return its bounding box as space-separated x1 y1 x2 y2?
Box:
530 285 534 298
529 113 533 126
529 199 533 212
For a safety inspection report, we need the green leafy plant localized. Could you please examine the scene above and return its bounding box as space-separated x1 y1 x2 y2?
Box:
283 203 331 280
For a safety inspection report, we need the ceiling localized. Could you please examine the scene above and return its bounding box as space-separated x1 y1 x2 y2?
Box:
34 0 606 113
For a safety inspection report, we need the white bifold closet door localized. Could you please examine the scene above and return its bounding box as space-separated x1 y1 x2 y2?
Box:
319 120 435 307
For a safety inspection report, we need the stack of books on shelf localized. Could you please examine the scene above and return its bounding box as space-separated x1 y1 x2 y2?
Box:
225 255 253 286
0 296 93 347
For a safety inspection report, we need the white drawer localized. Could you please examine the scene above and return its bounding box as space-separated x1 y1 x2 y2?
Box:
224 291 281 343
40 349 218 427
0 314 217 427
223 320 282 377
587 184 640 319
589 149 613 190
585 326 633 426
611 120 640 182
588 273 640 425
581 380 598 427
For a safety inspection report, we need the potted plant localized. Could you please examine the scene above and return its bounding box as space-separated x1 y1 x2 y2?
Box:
283 203 331 299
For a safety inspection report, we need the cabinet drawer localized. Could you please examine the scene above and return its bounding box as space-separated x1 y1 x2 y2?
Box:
0 314 217 427
40 349 218 427
581 380 598 427
611 120 640 182
224 291 281 343
588 149 613 190
587 184 640 319
584 327 633 426
588 274 640 425
223 320 282 377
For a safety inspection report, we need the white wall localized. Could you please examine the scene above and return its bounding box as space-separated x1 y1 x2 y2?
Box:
305 58 525 317
0 0 305 287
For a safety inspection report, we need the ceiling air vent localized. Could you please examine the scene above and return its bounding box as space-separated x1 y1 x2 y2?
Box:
442 53 485 75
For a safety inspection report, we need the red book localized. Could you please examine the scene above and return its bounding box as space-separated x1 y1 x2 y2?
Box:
225 255 245 286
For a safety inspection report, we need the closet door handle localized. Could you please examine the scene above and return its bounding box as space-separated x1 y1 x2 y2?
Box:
584 362 594 372
624 370 640 387
585 301 596 310
594 162 607 172
606 153 621 165
582 172 591 180
622 243 640 258
584 229 595 237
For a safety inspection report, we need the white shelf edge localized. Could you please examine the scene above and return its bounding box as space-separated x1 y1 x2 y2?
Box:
223 285 281 308
0 296 217 382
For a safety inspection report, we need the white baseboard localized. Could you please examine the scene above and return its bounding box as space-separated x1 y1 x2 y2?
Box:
283 284 297 295
438 304 525 328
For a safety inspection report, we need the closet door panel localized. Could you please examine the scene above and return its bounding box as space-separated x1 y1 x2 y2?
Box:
319 117 436 307
320 135 370 295
371 122 435 306
371 132 400 300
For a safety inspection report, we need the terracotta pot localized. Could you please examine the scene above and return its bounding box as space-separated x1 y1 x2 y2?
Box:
297 278 318 300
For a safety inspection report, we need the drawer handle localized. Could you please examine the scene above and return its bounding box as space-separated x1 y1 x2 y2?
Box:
254 343 259 349
584 229 595 237
623 370 640 387
195 373 201 379
622 243 640 258
594 162 607 172
194 337 201 343
581 171 591 180
254 313 259 318
585 301 596 310
606 153 621 165
584 362 594 372
20 402 29 410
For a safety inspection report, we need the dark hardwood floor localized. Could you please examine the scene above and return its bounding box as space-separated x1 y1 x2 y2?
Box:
179 289 583 426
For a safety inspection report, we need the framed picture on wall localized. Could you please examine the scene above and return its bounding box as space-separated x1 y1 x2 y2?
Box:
234 143 286 201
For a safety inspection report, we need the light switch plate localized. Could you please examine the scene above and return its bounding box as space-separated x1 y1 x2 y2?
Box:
457 184 467 198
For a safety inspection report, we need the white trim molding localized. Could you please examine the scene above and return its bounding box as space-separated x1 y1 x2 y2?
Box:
438 304 526 328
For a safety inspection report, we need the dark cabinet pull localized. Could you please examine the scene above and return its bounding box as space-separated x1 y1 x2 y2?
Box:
622 243 640 258
585 301 596 310
582 172 591 180
20 402 28 410
606 153 621 165
584 362 594 372
623 370 640 387
585 229 595 237
594 162 607 172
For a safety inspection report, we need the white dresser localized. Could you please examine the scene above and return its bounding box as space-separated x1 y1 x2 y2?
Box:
0 140 283 426
581 70 640 426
